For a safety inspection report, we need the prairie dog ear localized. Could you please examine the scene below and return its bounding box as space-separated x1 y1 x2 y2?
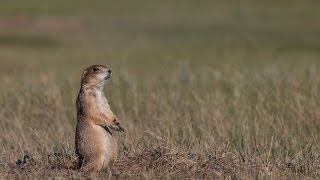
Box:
82 70 88 78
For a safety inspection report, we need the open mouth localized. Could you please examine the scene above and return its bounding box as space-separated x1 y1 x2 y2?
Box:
104 74 112 80
100 125 112 135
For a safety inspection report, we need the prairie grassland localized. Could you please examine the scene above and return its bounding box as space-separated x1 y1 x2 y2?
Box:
1 1 320 179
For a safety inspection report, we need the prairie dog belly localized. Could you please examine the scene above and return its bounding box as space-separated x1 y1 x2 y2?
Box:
95 90 112 114
95 125 117 168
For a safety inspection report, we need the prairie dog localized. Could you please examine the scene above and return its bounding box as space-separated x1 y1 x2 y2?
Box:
75 65 124 174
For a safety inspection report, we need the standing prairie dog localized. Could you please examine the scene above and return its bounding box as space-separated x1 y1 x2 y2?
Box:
75 65 124 174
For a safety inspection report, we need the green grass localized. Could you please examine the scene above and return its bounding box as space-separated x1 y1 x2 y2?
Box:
1 1 320 179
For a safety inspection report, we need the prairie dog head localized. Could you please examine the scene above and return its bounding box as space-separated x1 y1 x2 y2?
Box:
81 65 112 89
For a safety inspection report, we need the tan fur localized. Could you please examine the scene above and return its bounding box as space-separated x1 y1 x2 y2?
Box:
75 65 124 174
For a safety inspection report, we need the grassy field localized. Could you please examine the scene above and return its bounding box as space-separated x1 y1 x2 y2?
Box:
1 1 320 179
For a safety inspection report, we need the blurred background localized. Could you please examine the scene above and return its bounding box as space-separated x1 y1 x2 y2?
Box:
1 0 320 77
1 1 320 178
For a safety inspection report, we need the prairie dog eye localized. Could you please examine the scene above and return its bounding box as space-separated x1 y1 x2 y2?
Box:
93 67 100 71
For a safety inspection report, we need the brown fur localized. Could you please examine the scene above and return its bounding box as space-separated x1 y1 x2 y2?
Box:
75 65 124 174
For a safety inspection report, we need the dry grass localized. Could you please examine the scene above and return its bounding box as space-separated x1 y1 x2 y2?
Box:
1 1 320 179
1 65 320 179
